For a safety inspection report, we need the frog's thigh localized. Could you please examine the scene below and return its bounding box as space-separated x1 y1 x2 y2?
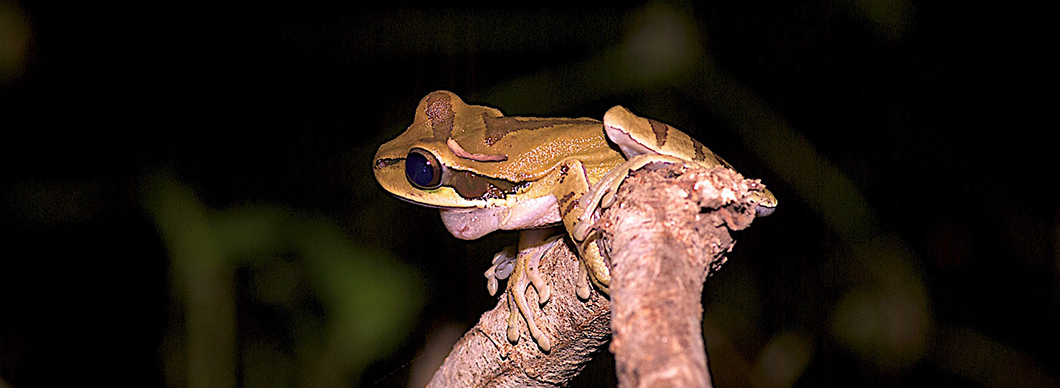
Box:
575 237 610 296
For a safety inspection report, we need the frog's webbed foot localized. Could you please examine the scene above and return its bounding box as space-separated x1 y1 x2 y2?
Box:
500 232 560 352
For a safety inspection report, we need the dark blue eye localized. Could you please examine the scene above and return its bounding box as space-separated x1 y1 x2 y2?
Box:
405 148 443 189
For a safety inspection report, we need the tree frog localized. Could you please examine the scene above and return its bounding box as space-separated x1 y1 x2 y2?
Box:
373 91 776 352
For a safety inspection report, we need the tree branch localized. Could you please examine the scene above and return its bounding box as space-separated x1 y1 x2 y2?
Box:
428 163 762 387
427 239 611 387
603 163 758 388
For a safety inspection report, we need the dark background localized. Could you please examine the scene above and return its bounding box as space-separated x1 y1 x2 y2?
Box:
1 1 1054 387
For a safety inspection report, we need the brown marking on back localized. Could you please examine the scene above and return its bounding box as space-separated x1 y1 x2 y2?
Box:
693 139 737 170
483 114 598 146
648 119 669 147
425 92 455 140
693 140 708 162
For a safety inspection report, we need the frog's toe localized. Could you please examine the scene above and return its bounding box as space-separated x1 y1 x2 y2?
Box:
524 237 559 303
485 269 500 297
506 288 525 343
485 246 517 296
576 259 592 300
576 236 611 296
507 282 551 352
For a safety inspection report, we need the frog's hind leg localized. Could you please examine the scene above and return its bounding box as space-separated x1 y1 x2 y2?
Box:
500 228 560 352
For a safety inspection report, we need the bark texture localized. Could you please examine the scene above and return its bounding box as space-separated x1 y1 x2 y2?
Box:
603 164 759 388
427 240 612 387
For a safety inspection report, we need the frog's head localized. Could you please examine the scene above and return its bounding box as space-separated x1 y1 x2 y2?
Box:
374 91 493 209
752 189 777 217
375 90 581 210
374 90 613 211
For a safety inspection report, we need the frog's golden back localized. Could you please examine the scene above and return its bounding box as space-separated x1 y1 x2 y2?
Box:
448 114 622 183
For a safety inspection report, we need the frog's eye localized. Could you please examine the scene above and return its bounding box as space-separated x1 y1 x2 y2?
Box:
405 148 444 190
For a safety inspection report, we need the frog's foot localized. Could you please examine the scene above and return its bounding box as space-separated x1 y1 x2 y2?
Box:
504 235 560 352
574 232 610 299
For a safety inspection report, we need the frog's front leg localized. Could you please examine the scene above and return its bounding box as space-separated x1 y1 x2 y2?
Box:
554 159 612 299
489 228 560 352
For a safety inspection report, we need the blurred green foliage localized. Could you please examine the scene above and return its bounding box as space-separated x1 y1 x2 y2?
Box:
146 175 423 387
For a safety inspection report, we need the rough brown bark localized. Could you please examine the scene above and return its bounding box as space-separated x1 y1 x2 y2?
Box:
429 163 761 387
603 164 758 388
